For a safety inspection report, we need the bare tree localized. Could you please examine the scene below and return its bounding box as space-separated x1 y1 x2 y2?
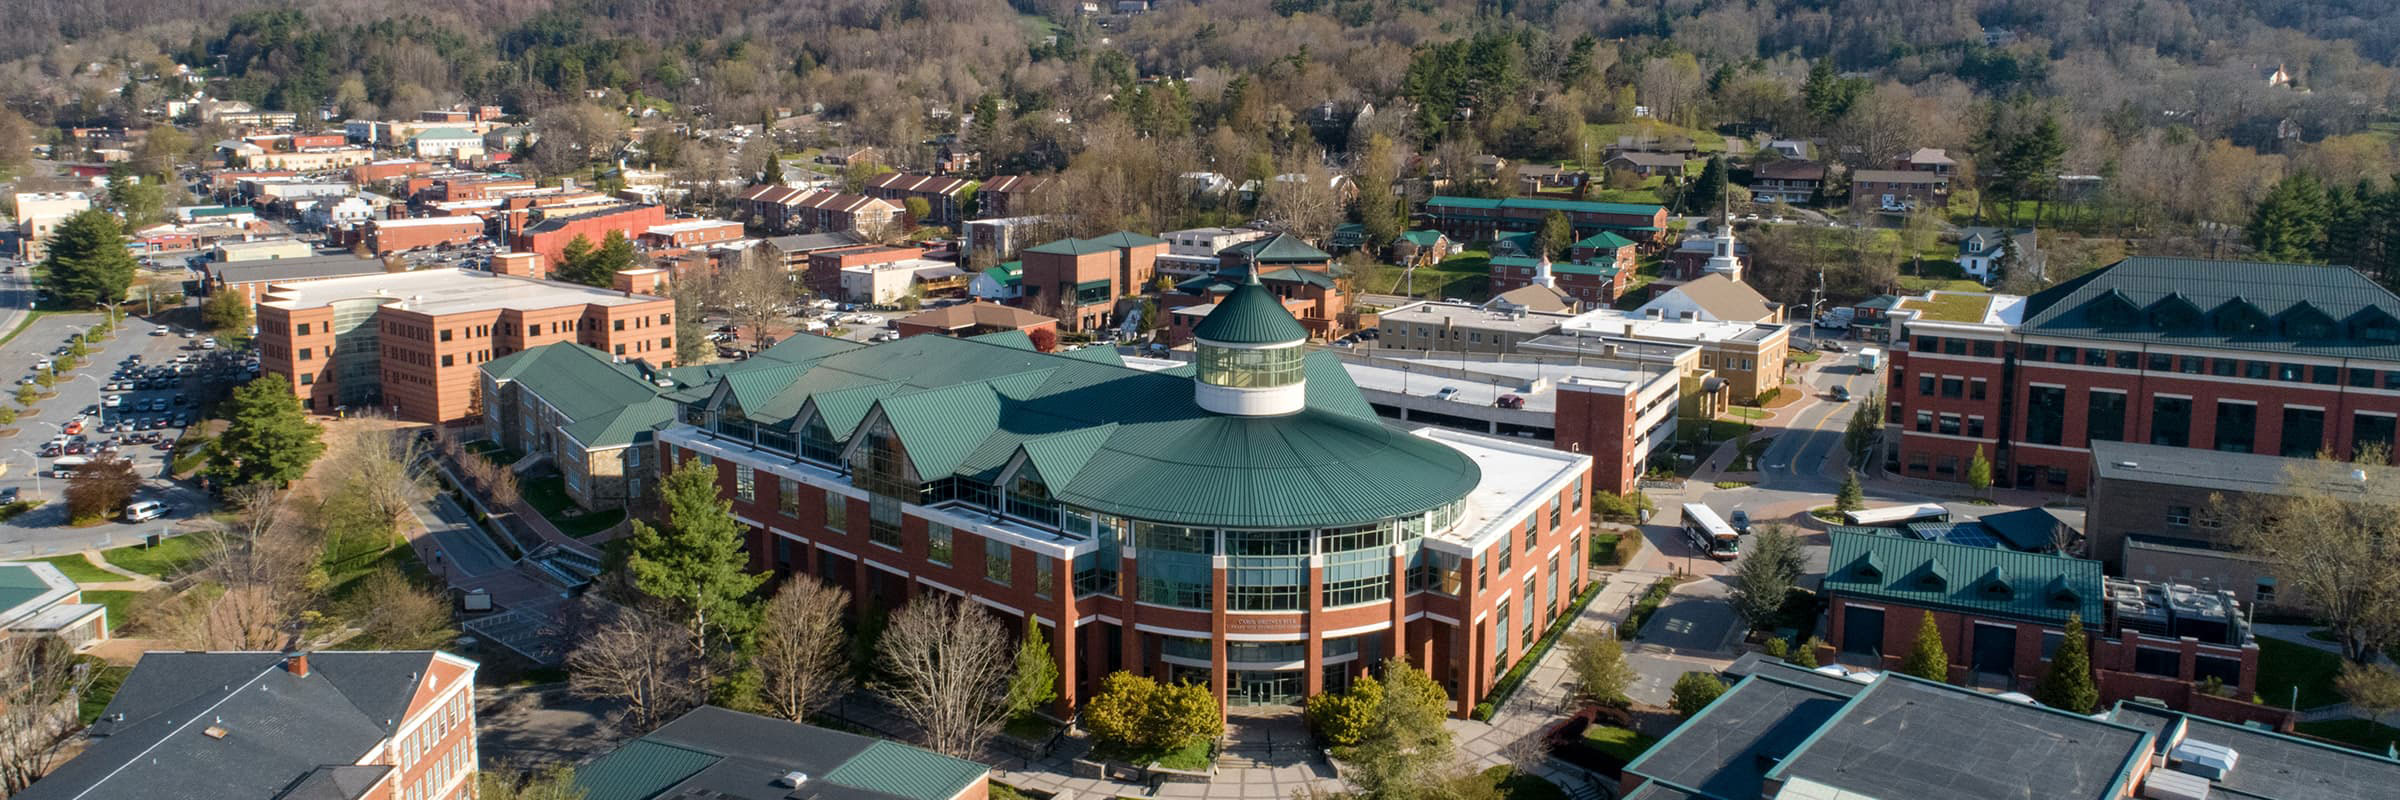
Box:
340 565 457 650
874 593 1015 758
0 637 95 793
755 576 853 722
160 487 324 650
1258 152 1344 245
322 413 435 533
568 603 701 734
718 245 799 350
2222 446 2400 662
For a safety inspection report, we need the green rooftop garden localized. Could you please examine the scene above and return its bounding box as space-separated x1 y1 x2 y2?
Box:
1899 292 1994 323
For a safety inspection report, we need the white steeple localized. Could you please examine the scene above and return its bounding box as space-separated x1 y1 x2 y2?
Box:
1532 251 1557 288
1703 191 1743 281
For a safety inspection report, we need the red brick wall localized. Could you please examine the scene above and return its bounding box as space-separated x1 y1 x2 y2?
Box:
512 205 668 265
1554 382 1639 495
368 219 486 254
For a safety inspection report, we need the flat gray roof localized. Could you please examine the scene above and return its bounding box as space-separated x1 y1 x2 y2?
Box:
1773 675 2150 800
1340 354 1675 414
259 268 663 315
212 254 386 286
2109 702 2400 800
2090 440 2393 498
1379 302 1571 335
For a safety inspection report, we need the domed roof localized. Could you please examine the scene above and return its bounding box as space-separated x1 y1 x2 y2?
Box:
1192 269 1308 345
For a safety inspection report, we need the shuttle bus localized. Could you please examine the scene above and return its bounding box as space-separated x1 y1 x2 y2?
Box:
1842 503 1951 528
1681 502 1741 561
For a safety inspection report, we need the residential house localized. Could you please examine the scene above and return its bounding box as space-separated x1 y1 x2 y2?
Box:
1390 229 1458 268
1515 164 1587 194
815 146 879 168
976 174 1056 219
763 231 865 273
1955 226 2041 284
734 185 902 240
804 245 926 298
574 706 990 800
1603 151 1689 180
482 342 681 511
969 260 1022 302
1850 169 1949 213
1897 147 1958 176
15 650 480 800
1748 159 1826 205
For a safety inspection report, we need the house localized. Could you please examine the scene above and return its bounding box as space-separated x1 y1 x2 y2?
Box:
1763 138 1813 160
893 301 1058 340
1896 147 1958 176
1389 229 1457 268
1624 658 2358 800
1849 169 1949 213
1485 283 1580 314
969 260 1022 301
1019 232 1167 332
1955 226 2041 284
1515 164 1586 194
16 650 479 800
575 706 989 800
735 185 903 239
763 231 865 273
864 172 973 226
0 561 108 649
482 342 682 511
1748 159 1825 205
2085 440 2399 613
1603 151 1689 179
1817 529 2271 721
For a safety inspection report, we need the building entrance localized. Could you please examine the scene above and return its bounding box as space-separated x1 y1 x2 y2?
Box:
1233 669 1303 706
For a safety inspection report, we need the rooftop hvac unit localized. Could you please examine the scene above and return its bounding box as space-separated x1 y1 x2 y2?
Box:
778 772 810 788
2140 767 2211 800
2170 739 2239 781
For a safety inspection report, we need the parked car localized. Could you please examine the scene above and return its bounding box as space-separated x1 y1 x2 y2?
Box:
123 500 168 522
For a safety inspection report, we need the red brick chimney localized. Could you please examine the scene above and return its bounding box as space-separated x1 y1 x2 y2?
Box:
285 653 309 678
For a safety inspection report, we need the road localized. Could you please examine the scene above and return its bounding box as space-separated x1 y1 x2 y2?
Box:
414 493 511 579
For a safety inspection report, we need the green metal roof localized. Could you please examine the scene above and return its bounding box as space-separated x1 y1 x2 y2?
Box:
480 344 676 448
1191 273 1309 344
1487 255 1619 277
1224 232 1332 263
0 564 54 614
1573 231 1637 251
1399 230 1445 247
1823 529 2103 626
982 261 1022 286
573 739 721 800
2018 257 2400 360
1023 231 1162 256
411 127 475 140
1426 195 1664 216
821 740 991 800
684 326 1475 529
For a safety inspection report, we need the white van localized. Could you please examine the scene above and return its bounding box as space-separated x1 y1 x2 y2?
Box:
123 500 167 522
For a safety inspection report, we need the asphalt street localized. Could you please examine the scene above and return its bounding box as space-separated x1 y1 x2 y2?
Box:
414 492 511 579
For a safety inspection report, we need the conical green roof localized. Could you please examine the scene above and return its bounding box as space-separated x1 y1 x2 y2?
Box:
1192 269 1308 344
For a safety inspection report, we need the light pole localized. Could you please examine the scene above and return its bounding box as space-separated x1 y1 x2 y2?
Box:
12 448 42 499
70 374 103 429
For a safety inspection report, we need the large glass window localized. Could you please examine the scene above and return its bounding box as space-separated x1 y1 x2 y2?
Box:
1136 523 1214 554
984 538 1012 585
1138 550 1213 609
1407 548 1462 595
1228 557 1305 611
2025 386 2066 445
869 494 903 549
1195 344 1305 388
2281 407 2325 458
1034 555 1054 598
734 465 755 502
779 477 800 517
1006 472 1060 528
2152 397 2192 447
2087 391 2127 443
2215 402 2256 453
2358 413 2397 456
927 523 952 565
799 419 841 464
850 426 913 498
1322 546 1391 608
824 489 848 531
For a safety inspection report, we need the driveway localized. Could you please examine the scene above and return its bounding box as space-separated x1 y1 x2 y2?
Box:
414 493 511 579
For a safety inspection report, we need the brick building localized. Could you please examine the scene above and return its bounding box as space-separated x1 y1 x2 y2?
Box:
364 216 486 254
734 185 901 239
1163 236 1348 343
255 268 676 421
804 245 925 299
482 343 679 511
15 650 479 800
510 204 668 266
864 173 972 225
1019 232 1167 332
1883 258 2400 491
1487 251 1629 308
207 253 392 307
976 174 1055 219
656 288 1594 716
638 219 745 249
1850 169 1950 213
1747 159 1826 204
893 301 1058 340
0 561 109 650
1422 196 1669 246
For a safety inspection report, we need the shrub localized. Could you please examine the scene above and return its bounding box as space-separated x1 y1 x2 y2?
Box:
1618 579 1676 640
1763 637 1789 659
1304 674 1382 747
1082 671 1222 757
1670 672 1727 717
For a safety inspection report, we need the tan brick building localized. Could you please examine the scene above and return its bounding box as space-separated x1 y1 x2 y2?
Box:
256 268 676 422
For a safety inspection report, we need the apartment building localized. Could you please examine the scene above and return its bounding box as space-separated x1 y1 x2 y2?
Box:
1019 232 1167 332
1560 307 1790 404
1154 226 1269 278
1422 196 1669 246
805 245 925 298
976 174 1055 219
16 650 479 800
256 268 676 421
864 173 972 225
657 285 1594 716
1320 350 1680 496
1882 258 2400 491
208 253 392 307
364 216 486 255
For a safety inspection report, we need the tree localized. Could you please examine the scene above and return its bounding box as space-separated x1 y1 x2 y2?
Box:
206 375 325 488
1027 326 1060 353
2224 447 2400 662
904 196 932 226
157 488 323 650
1794 637 1824 668
40 209 139 308
1536 210 1574 260
2336 662 2400 719
64 457 140 524
2005 115 2068 224
2248 174 2331 262
875 592 1015 758
0 637 98 794
478 765 586 800
1670 671 1727 717
761 152 783 185
321 415 433 534
669 278 712 365
569 603 701 734
107 171 167 228
717 247 798 350
1685 156 1727 215
1081 671 1159 752
1354 134 1405 249
1836 471 1865 512
1259 154 1344 244
558 234 597 283
1732 525 1804 631
12 385 31 408
625 458 768 692
1900 611 1950 682
1842 390 1883 466
2032 613 2098 713
754 576 852 722
1344 660 1454 800
1562 629 1637 707
340 565 456 650
1965 445 1992 494
1005 618 1059 718
202 290 252 333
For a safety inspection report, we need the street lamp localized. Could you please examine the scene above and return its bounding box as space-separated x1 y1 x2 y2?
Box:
70 374 103 429
12 448 43 499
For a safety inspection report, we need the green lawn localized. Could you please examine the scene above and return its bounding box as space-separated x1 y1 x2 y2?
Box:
522 474 627 538
1483 765 1568 800
100 535 208 579
1151 739 1212 771
77 661 132 725
2297 719 2400 755
2255 636 2345 710
1581 725 1659 763
1791 350 1820 363
1002 713 1061 742
31 554 122 584
82 589 145 633
1726 406 1770 420
1587 121 1726 153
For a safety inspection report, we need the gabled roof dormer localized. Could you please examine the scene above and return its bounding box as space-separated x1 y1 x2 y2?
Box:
2279 300 2336 340
2083 289 2141 328
1977 566 2014 600
1912 557 1950 592
2349 306 2400 343
2210 296 2268 335
2147 292 2202 331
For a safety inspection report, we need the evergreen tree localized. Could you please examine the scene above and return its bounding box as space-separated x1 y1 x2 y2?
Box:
206 375 326 488
761 152 783 185
2004 115 2067 223
202 289 252 333
2247 174 2329 262
41 209 139 308
1537 210 1574 259
626 458 770 686
1686 156 1727 215
2033 614 2099 713
1966 446 1992 494
1004 618 1060 718
557 234 598 284
1836 471 1864 512
1901 611 1951 682
2321 181 2371 266
1842 390 1883 466
593 230 637 283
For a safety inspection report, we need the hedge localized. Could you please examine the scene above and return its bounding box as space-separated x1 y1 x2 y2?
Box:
1471 577 1607 721
1617 578 1677 640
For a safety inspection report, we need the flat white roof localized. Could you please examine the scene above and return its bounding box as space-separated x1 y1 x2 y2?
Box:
1417 427 1590 553
370 215 483 229
1562 308 1782 344
645 219 742 235
260 268 664 315
1342 356 1675 414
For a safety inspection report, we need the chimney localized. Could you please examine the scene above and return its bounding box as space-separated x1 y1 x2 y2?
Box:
285 653 309 678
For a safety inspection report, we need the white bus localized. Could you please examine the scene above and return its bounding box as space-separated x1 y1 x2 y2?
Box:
50 455 90 479
1842 503 1951 527
1681 503 1741 561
